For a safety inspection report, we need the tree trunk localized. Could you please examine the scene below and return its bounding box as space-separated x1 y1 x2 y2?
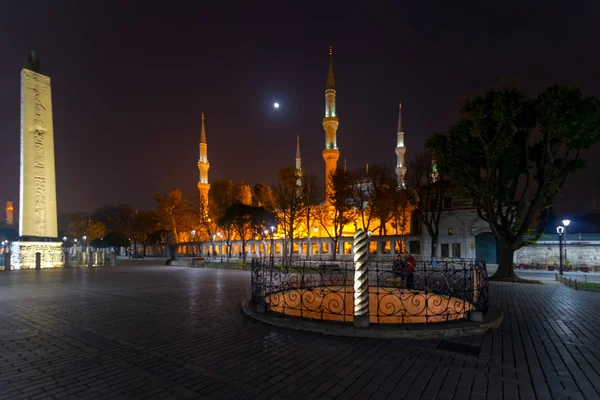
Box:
491 240 517 279
242 240 247 264
332 239 338 261
430 235 438 258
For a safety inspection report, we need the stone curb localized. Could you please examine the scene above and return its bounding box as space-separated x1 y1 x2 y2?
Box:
242 299 503 339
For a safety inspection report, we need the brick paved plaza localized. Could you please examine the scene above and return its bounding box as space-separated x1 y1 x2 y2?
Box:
0 264 599 400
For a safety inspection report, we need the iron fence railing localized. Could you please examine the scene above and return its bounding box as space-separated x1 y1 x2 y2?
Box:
251 257 488 324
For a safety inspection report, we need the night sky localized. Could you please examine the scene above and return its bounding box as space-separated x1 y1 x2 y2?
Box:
1 1 599 218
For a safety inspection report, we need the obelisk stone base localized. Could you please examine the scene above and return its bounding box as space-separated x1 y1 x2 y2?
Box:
11 242 62 269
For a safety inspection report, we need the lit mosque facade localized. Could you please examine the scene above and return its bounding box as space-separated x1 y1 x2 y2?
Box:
185 48 495 262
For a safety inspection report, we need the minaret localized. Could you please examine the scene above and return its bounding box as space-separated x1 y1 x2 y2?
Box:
295 135 302 171
395 102 407 188
295 135 302 187
197 113 210 205
5 201 13 225
322 46 340 201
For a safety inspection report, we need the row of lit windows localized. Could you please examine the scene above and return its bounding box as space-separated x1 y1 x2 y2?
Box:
176 240 422 255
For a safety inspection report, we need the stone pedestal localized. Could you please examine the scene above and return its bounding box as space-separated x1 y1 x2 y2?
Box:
10 242 62 269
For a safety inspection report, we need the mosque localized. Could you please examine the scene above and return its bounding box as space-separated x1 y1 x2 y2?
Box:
187 48 496 262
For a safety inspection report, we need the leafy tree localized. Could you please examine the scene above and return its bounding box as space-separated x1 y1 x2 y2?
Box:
301 174 321 257
352 164 398 234
253 182 275 210
429 86 600 280
404 152 448 257
104 231 130 254
91 204 135 234
209 180 235 218
67 214 106 249
155 190 189 244
232 181 252 205
129 210 160 255
318 168 356 260
274 167 304 261
197 193 218 254
218 203 275 262
207 180 244 255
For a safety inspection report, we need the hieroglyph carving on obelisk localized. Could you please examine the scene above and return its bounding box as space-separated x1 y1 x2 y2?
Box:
20 68 58 238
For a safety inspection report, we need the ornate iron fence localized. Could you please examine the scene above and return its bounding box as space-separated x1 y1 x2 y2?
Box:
251 257 488 324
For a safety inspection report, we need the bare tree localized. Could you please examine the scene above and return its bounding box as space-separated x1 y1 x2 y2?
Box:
274 167 304 261
352 165 398 234
301 174 321 258
318 168 356 260
405 152 448 257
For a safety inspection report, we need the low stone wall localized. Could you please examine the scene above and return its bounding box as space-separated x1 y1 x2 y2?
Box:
516 243 600 269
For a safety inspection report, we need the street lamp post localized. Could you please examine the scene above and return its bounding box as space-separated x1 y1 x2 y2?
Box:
2 241 9 271
62 237 68 266
191 230 197 257
557 225 564 276
226 237 231 262
270 226 275 261
263 229 269 259
217 232 223 262
562 219 570 265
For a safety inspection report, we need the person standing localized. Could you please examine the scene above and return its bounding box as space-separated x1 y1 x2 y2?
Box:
404 251 416 290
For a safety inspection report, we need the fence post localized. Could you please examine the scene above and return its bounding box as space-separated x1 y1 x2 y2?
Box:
353 229 369 328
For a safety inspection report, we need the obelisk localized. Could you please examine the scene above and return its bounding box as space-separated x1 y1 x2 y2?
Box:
11 50 62 269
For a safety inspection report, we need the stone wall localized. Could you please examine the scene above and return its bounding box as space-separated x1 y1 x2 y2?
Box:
515 243 600 267
11 241 62 269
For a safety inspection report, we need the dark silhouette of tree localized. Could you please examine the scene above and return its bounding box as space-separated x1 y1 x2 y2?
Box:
218 203 275 262
301 174 321 258
155 190 189 245
129 210 160 256
429 86 600 280
405 152 448 257
318 168 356 260
352 164 399 234
253 182 275 210
274 167 304 261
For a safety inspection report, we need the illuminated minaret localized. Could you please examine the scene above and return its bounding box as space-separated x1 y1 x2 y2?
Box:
395 102 407 188
295 135 302 187
322 46 340 201
197 113 210 205
5 201 13 225
296 135 302 171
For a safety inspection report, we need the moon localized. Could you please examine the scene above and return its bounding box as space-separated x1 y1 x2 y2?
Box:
273 102 280 109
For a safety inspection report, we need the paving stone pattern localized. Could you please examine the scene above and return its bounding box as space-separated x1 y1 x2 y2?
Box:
0 265 599 399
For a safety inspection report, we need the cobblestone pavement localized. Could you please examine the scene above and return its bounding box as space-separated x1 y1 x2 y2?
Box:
0 265 599 400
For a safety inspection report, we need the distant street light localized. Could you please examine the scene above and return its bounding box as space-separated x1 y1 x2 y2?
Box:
273 102 280 109
557 225 565 276
270 226 276 259
562 219 571 263
191 230 197 256
217 232 223 262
